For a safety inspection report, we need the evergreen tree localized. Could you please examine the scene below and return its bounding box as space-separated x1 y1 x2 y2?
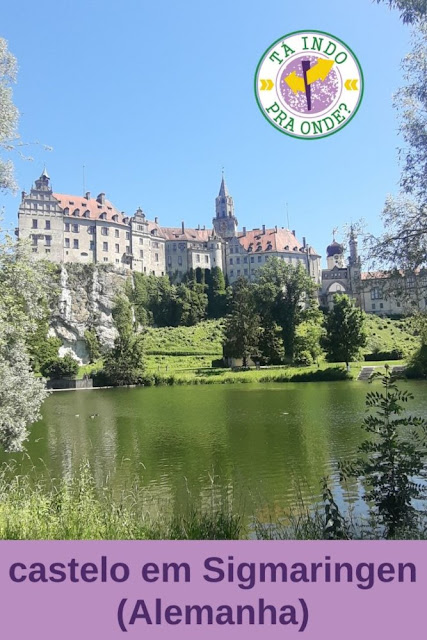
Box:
258 320 285 365
207 266 227 318
323 294 367 366
103 296 145 385
223 278 261 367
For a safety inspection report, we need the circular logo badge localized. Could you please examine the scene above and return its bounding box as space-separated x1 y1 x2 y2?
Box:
254 30 363 139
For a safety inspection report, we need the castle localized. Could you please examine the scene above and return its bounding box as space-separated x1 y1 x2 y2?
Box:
17 170 424 316
17 170 321 286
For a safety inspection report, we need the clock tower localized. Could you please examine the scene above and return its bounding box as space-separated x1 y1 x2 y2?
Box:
213 173 238 239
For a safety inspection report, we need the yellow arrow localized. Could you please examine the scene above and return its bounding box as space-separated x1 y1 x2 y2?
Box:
284 71 305 94
345 78 358 90
260 79 274 90
306 58 335 84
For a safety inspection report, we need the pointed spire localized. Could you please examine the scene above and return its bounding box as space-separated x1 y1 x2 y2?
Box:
218 171 229 197
41 166 50 180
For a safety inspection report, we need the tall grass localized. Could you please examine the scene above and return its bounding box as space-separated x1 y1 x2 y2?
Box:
0 462 242 540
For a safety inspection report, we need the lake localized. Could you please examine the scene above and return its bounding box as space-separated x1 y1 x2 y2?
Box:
2 380 427 524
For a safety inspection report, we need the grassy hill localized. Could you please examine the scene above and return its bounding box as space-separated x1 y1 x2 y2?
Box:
363 315 418 357
143 315 418 373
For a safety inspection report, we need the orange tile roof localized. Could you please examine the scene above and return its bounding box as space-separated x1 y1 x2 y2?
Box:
238 228 318 255
53 193 128 224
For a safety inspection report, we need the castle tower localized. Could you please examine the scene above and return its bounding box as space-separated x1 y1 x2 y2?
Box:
34 167 52 193
212 173 238 239
326 240 345 269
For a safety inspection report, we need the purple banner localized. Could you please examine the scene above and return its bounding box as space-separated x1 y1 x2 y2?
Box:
1 541 425 638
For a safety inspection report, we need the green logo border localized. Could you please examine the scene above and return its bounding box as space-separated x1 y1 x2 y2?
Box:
254 29 365 140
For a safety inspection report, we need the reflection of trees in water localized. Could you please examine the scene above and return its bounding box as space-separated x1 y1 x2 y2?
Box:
3 382 424 523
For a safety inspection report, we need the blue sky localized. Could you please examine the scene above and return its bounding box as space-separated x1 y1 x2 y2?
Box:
1 0 411 264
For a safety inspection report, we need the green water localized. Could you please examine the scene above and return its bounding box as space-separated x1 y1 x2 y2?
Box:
3 381 427 521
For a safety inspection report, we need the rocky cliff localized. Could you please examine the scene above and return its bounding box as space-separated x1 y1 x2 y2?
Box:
48 264 129 363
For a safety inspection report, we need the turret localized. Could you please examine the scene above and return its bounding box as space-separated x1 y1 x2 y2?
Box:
212 172 238 239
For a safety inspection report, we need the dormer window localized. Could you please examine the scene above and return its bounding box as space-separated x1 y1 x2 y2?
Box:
266 243 272 251
99 213 107 220
284 245 289 250
73 209 80 217
112 214 118 222
83 210 90 218
63 207 69 215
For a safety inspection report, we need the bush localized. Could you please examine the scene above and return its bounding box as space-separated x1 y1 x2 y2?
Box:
40 355 79 379
293 350 313 366
364 348 404 361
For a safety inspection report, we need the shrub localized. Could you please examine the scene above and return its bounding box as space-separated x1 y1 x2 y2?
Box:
40 355 79 379
364 348 404 361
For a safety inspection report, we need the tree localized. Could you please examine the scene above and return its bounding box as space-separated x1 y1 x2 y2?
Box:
256 258 318 360
0 232 51 451
207 266 227 318
367 21 427 276
103 296 145 385
0 38 19 193
340 366 427 537
323 294 367 366
375 0 427 24
258 321 285 365
223 278 261 367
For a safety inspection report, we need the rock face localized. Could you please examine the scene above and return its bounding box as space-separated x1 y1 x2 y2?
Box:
49 264 129 363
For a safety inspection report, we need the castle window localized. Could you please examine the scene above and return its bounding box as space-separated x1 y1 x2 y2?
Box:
103 242 108 251
63 208 69 215
115 244 120 253
84 210 90 218
45 220 51 230
167 255 171 265
230 258 233 265
89 241 94 250
32 248 38 253
101 227 109 236
251 256 254 263
196 254 200 263
258 256 262 262
205 255 209 263
65 238 70 248
173 243 177 251
237 270 241 276
88 226 95 234
112 214 118 222
32 219 38 229
230 270 234 276
126 246 130 254
155 253 159 262
45 236 51 247
178 256 182 266
244 257 247 263
372 303 376 310
141 250 144 259
126 232 130 240
371 287 383 300
103 258 108 262
99 213 107 220
115 229 120 238
65 223 70 232
230 247 233 254
73 209 80 217
380 303 384 309
236 257 240 264
139 237 143 244
31 235 38 245
244 269 248 275
73 239 79 249
72 224 79 233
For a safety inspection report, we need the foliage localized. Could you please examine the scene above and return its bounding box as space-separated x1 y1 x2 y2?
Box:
40 354 79 379
0 462 242 540
206 266 227 318
375 0 427 24
84 328 101 363
323 294 367 365
0 231 51 451
364 348 404 361
0 37 19 193
258 320 285 365
223 278 261 366
103 295 145 385
294 317 325 365
26 321 61 373
367 21 427 275
174 281 208 326
340 367 427 537
255 258 318 360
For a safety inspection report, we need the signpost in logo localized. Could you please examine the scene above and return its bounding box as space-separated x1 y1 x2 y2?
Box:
254 30 364 139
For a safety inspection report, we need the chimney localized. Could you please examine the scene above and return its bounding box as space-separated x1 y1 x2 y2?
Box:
292 229 296 236
242 226 246 236
155 217 158 224
275 225 278 232
302 236 306 247
97 193 105 204
181 221 185 233
262 224 266 234
203 225 206 230
197 224 200 230
85 191 91 200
